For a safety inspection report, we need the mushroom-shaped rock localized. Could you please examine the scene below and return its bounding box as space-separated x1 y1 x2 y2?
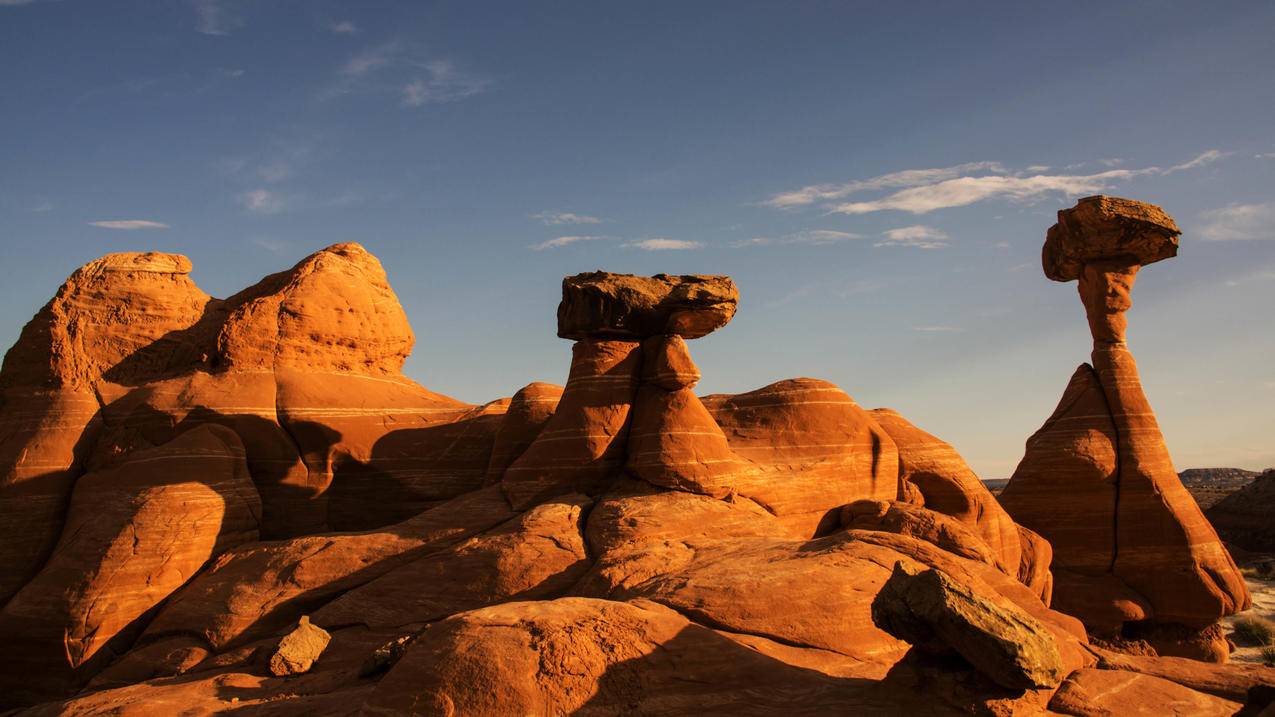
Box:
557 271 738 340
1042 195 1180 283
1003 197 1249 657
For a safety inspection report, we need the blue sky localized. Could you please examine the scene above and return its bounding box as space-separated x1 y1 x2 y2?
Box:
2 1 1273 477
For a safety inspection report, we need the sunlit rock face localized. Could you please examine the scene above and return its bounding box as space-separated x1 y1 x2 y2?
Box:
0 229 1258 715
1001 196 1249 663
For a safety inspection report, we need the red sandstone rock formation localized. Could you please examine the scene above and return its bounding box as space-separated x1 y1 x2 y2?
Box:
1 243 1267 715
1000 196 1249 662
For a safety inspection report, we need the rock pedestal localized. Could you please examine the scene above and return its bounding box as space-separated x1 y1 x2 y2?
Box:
1000 196 1249 660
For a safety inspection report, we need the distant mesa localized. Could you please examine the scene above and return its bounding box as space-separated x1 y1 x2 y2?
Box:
0 203 1264 715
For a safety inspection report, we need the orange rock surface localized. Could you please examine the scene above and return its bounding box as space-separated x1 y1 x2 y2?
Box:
1001 196 1249 661
0 238 1263 714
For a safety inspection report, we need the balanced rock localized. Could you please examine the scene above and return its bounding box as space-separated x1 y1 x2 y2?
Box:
269 615 331 676
1042 195 1180 283
557 271 738 340
872 562 1066 690
1002 196 1248 658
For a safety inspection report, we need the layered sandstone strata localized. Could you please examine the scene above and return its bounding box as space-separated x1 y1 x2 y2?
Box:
1000 196 1249 661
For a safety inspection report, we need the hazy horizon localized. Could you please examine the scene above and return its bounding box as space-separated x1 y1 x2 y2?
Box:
2 1 1272 478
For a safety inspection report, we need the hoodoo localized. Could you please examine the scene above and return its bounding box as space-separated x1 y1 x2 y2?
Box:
1000 195 1250 662
0 232 1268 715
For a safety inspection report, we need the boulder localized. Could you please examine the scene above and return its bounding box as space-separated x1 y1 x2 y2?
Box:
1042 195 1180 282
871 562 1066 690
557 271 738 340
269 615 332 676
0 424 260 703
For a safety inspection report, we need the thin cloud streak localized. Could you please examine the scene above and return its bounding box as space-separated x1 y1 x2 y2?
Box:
626 239 702 251
876 225 950 249
829 169 1152 215
89 220 170 230
531 211 603 225
529 235 609 251
764 161 1005 209
734 229 861 247
767 150 1227 216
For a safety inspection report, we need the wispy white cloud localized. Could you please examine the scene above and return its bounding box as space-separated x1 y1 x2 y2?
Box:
401 61 487 107
1097 158 1125 167
327 45 487 108
89 220 170 230
1199 201 1275 241
1164 149 1227 173
769 151 1228 217
1025 165 1051 173
331 20 357 34
0 0 41 6
340 43 397 78
194 0 237 36
1256 152 1275 160
531 211 603 225
529 235 610 251
626 238 702 251
912 325 964 333
240 189 284 214
877 225 950 249
734 229 861 247
830 169 1151 215
764 161 1006 209
31 201 53 213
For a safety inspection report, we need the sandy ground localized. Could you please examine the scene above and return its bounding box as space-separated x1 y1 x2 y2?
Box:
1223 567 1275 665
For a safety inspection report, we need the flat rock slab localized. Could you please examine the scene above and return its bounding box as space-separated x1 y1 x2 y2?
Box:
557 271 738 340
1043 195 1180 281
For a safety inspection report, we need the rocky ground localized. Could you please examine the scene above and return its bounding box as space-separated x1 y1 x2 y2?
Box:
0 196 1272 716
